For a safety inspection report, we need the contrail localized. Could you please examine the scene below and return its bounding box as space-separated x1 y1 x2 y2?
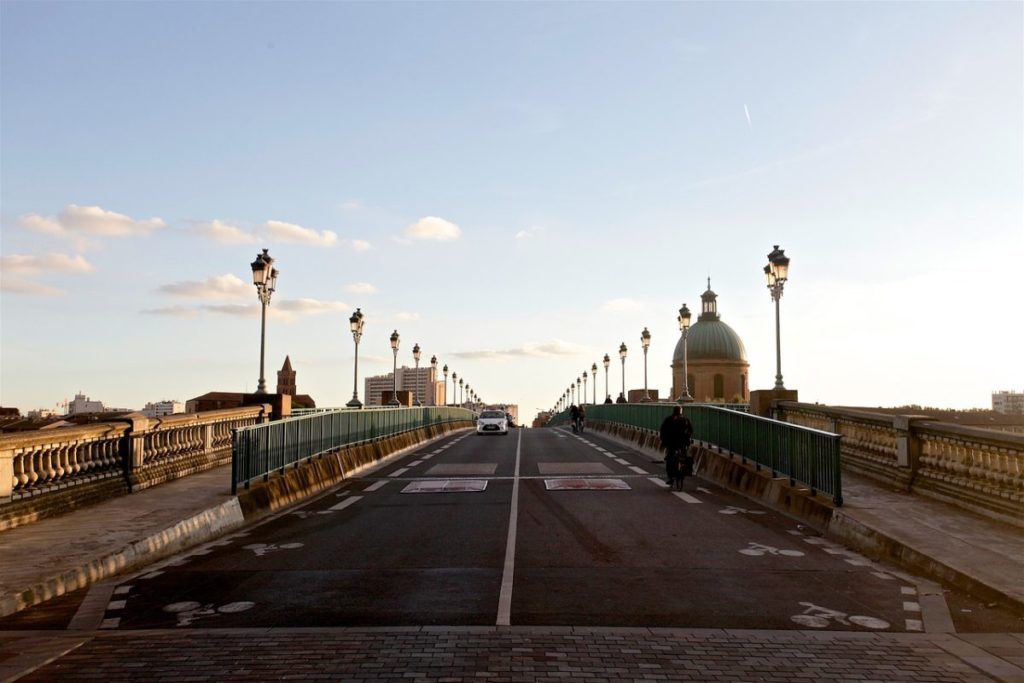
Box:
744 103 752 129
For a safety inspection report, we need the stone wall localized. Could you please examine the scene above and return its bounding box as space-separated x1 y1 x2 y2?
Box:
776 402 1024 527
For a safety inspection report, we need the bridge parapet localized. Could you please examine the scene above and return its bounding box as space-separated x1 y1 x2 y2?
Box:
0 406 269 529
777 402 1024 527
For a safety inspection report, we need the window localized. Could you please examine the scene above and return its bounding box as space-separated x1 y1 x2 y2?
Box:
714 374 724 399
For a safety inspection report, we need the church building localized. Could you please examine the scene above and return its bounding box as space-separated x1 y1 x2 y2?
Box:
671 281 750 403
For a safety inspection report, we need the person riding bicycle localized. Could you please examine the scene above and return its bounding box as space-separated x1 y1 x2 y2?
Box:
569 404 580 432
576 404 586 433
659 405 693 486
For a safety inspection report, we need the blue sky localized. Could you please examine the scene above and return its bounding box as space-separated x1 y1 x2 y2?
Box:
2 1 1021 416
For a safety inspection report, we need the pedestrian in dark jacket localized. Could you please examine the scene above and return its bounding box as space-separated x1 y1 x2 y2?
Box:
660 406 694 485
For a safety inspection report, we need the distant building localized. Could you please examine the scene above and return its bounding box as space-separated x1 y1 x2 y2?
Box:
67 392 105 415
141 400 184 417
992 390 1024 415
671 281 750 403
364 366 442 406
187 356 315 412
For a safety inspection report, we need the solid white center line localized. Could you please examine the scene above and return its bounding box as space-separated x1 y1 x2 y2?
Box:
328 495 363 511
497 428 522 626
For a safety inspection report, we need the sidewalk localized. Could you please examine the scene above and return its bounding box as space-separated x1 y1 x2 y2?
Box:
1 454 1022 620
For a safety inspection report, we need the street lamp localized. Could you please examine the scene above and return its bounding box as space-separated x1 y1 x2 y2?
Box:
603 354 611 403
443 365 449 406
640 327 652 402
389 330 401 406
582 371 588 406
676 303 693 403
576 376 582 406
249 249 278 394
412 343 422 406
617 342 627 403
346 308 366 408
765 244 791 390
459 377 464 406
591 363 598 404
430 355 437 406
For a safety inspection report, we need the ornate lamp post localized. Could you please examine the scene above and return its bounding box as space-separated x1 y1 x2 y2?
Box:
411 343 422 406
430 355 438 406
640 327 652 402
443 365 450 406
346 308 365 408
580 374 586 406
249 249 278 394
458 377 464 406
603 354 611 403
591 363 598 404
389 330 401 406
765 245 791 390
676 303 693 403
617 342 627 403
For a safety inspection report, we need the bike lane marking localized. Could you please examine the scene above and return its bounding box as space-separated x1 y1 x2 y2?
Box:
496 428 522 626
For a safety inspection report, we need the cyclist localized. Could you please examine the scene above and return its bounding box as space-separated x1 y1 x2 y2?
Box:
569 404 580 433
659 405 693 488
577 404 586 433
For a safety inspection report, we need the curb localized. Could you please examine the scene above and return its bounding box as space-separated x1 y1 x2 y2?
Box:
0 499 245 618
827 510 1024 614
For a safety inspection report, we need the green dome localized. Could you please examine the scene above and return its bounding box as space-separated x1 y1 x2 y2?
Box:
672 280 747 363
673 319 748 362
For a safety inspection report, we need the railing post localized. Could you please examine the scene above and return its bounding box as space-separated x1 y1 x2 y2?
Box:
0 447 13 501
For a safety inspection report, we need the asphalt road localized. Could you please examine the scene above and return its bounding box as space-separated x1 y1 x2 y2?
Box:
3 426 1021 635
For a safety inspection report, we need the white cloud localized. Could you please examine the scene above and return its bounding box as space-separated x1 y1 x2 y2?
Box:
515 225 546 240
0 253 94 274
345 282 377 294
351 239 372 252
158 273 250 300
265 220 338 246
0 277 62 296
19 205 166 238
201 303 256 317
602 298 646 312
403 216 461 241
451 338 586 360
275 298 348 315
395 311 421 321
140 306 199 317
341 200 362 210
193 220 259 245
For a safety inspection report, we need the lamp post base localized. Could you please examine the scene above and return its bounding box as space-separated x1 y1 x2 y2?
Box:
346 398 363 408
616 393 626 404
604 396 613 404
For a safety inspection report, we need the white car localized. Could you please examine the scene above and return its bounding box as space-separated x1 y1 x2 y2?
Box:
476 409 509 436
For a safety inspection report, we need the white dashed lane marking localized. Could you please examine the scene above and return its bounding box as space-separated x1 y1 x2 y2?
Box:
328 495 363 511
365 481 388 492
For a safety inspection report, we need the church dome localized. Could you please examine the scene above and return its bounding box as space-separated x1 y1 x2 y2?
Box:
671 281 748 363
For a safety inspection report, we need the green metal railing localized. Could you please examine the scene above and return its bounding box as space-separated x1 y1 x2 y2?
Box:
232 406 474 493
550 403 842 505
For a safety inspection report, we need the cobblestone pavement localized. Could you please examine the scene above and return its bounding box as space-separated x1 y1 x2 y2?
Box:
4 627 1023 682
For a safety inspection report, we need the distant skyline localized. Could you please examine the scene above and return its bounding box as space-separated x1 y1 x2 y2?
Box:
1 2 1021 416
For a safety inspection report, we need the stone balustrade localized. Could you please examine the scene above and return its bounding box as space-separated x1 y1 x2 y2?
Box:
777 402 1024 526
1 406 267 502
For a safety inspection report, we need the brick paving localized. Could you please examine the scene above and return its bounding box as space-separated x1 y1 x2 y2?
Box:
4 627 1010 682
